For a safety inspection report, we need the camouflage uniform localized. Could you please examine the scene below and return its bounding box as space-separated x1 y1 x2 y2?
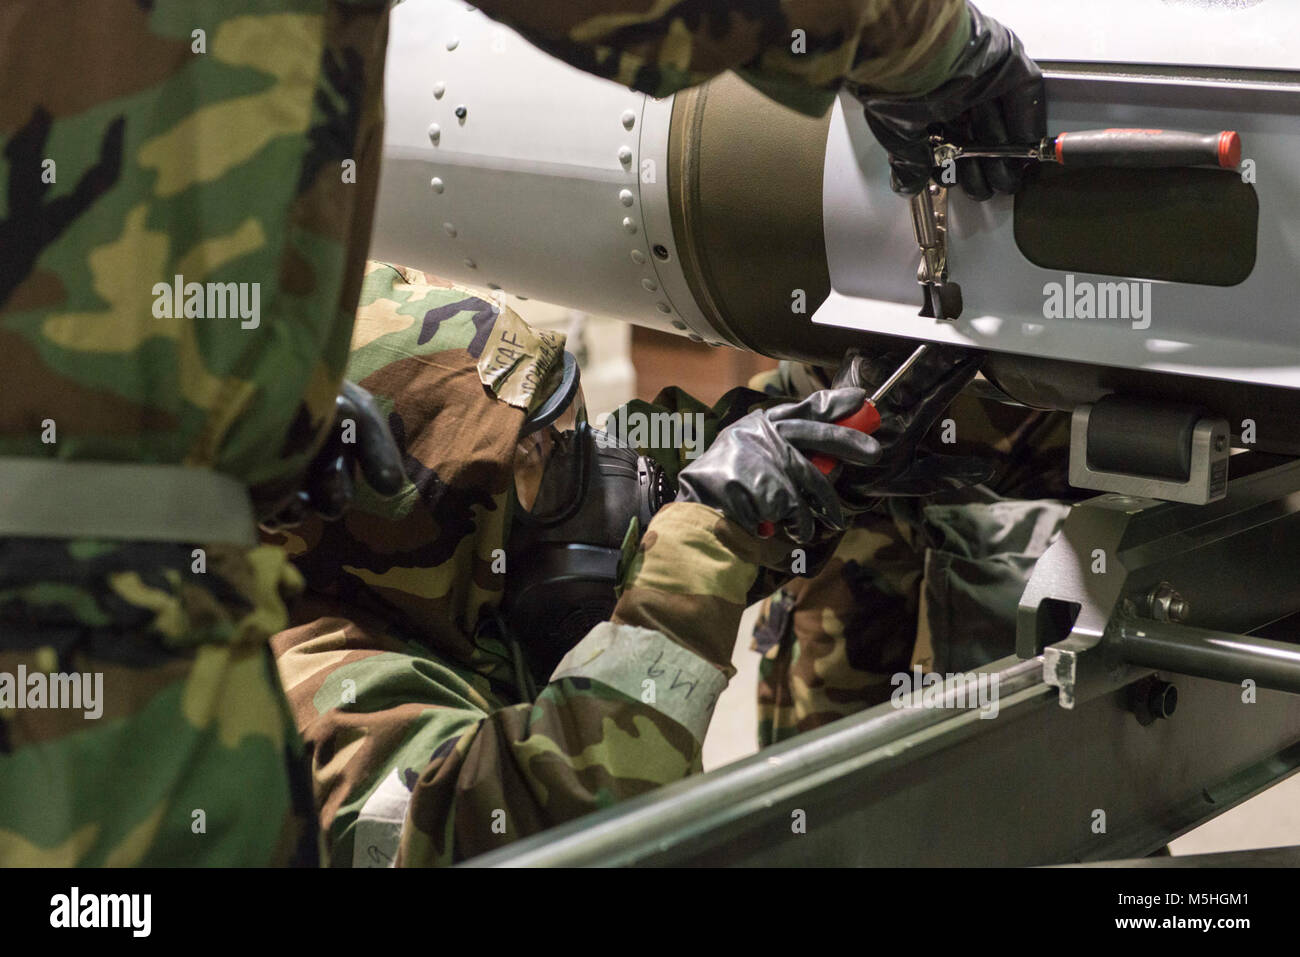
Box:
0 0 390 865
269 263 796 866
745 363 1077 745
472 0 974 112
1 0 978 864
263 0 986 865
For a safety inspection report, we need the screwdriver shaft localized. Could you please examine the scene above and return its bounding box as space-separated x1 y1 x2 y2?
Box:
870 344 930 405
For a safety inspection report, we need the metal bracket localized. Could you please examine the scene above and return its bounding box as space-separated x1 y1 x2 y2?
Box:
1020 457 1300 708
1068 403 1230 505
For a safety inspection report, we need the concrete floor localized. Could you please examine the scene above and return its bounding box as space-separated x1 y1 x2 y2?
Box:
703 606 1300 859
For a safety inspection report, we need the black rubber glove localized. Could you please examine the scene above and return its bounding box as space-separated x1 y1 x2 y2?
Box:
675 388 881 545
262 381 406 531
860 2 1045 200
832 345 993 501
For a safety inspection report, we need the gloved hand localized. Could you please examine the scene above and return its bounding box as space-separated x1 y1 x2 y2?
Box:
860 2 1045 200
675 388 881 545
832 344 993 501
261 381 407 531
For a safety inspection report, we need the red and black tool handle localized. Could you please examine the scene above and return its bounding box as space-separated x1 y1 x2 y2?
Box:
1052 129 1241 169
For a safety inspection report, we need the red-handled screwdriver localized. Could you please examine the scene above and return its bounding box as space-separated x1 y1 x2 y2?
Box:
757 343 930 539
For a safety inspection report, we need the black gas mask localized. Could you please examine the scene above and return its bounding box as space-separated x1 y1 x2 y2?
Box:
503 371 668 688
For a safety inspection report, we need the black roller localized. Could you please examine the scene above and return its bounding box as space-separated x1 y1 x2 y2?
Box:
1086 395 1204 480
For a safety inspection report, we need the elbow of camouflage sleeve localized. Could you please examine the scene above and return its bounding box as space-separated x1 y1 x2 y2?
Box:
395 678 706 864
609 501 779 674
846 0 973 98
738 0 974 110
469 1 971 108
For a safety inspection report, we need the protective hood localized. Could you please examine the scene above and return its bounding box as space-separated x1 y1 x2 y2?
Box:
267 262 566 680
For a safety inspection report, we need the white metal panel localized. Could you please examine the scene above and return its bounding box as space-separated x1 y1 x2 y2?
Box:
819 76 1300 389
978 0 1300 71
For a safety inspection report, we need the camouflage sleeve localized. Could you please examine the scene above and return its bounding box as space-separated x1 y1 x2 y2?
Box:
608 501 776 675
470 0 972 115
753 514 925 745
273 501 780 866
0 1 392 515
273 564 726 865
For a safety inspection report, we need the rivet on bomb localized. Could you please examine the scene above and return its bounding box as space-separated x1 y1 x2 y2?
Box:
444 222 457 238
621 110 636 131
447 37 460 51
619 189 635 207
431 177 445 193
428 123 441 145
455 105 468 120
618 146 633 166
623 218 637 234
433 82 446 99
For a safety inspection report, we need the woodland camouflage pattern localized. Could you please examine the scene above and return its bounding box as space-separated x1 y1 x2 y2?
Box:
1 0 391 509
1 0 992 865
474 0 973 115
270 263 794 866
0 537 315 865
258 0 987 868
747 365 1076 744
616 366 1075 745
0 0 390 866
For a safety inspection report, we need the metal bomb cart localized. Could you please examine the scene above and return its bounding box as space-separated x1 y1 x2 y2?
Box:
465 452 1300 866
